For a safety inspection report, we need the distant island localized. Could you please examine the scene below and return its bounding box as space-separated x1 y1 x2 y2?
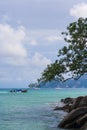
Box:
29 75 87 88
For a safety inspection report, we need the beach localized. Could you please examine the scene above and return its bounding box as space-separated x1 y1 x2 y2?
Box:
0 88 87 130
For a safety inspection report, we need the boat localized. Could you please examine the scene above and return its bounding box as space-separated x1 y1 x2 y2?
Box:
10 89 28 93
21 89 28 93
55 86 62 90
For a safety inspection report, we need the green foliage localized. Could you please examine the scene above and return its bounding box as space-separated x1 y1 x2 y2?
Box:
29 83 38 88
41 60 65 82
39 17 87 82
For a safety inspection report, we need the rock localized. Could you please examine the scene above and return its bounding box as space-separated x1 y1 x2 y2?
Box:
78 96 87 107
71 96 87 109
56 97 75 112
58 107 87 128
54 106 62 111
54 104 72 112
72 96 83 109
76 113 87 127
61 97 74 105
63 120 79 129
80 122 87 130
56 96 87 129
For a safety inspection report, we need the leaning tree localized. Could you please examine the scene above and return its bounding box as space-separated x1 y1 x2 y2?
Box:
39 17 87 83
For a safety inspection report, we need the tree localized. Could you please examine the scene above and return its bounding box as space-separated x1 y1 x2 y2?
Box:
39 17 87 82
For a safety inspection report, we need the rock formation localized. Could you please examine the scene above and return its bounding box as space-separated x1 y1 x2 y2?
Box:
54 96 87 129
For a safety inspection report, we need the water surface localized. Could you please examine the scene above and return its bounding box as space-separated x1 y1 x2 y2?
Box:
0 88 87 130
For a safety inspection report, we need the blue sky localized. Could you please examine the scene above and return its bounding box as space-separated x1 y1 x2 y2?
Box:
0 0 87 88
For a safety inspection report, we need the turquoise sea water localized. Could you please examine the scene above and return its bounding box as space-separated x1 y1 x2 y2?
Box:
0 88 87 130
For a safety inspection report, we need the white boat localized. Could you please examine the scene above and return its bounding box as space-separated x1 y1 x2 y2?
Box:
55 87 61 89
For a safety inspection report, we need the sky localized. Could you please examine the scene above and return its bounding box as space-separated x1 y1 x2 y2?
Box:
0 0 87 88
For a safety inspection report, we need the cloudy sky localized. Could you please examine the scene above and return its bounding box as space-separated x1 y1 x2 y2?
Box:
0 0 87 88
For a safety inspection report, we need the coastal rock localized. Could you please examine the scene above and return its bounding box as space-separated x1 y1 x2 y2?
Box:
78 96 87 107
54 104 72 112
54 96 87 129
61 97 74 105
76 113 87 127
72 96 83 109
58 107 87 129
54 97 74 112
55 96 87 113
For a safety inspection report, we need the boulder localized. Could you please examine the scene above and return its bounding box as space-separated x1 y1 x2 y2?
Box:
56 96 87 129
72 96 83 109
78 96 87 107
76 113 87 127
61 97 74 105
54 104 72 112
58 107 87 129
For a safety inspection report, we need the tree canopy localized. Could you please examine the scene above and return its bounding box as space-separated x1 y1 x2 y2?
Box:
39 18 87 83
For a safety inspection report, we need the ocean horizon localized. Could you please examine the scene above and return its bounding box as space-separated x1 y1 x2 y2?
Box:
0 88 87 130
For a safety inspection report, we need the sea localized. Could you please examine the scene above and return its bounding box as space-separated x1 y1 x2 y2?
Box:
0 88 87 130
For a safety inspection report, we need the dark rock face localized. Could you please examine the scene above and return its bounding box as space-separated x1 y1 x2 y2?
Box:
54 104 72 112
61 97 74 105
54 96 87 129
79 96 87 107
72 96 83 109
54 97 74 112
58 107 87 128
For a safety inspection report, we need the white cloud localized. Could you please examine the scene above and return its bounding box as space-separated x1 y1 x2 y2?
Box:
29 39 37 45
4 57 28 66
0 24 27 57
0 52 51 81
70 3 87 18
31 52 51 67
46 35 62 42
0 23 54 68
0 23 57 82
26 29 62 46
